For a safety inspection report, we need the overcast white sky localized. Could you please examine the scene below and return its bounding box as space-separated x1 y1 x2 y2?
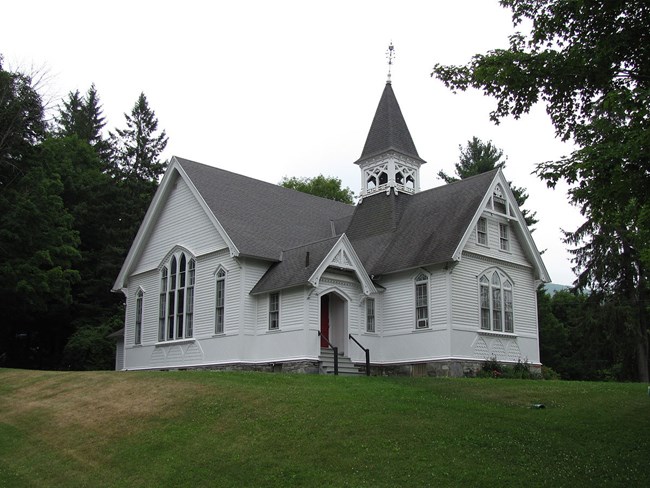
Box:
2 0 583 285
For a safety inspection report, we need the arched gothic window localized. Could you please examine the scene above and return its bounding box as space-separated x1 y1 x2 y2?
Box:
215 268 226 334
479 270 513 333
158 251 195 341
135 288 143 345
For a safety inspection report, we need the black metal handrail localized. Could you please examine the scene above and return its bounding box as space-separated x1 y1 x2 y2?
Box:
349 334 370 376
317 330 338 375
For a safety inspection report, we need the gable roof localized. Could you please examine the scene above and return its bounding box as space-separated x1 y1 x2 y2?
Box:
345 169 499 275
251 234 376 295
355 82 425 164
176 158 355 261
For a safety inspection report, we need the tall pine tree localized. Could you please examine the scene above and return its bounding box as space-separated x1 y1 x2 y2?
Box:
110 92 168 181
438 137 537 228
55 84 110 161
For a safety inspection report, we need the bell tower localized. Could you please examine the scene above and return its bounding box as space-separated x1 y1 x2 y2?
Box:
355 44 426 201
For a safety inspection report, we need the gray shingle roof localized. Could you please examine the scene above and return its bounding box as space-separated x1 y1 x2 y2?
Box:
345 169 498 275
177 158 496 287
177 158 355 261
356 82 425 164
250 236 340 294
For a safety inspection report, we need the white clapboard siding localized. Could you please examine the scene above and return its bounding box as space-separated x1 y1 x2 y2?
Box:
464 213 530 267
243 259 271 333
380 271 421 333
429 267 448 329
278 287 306 331
452 253 538 336
134 175 228 275
115 338 124 370
123 270 158 346
191 251 240 338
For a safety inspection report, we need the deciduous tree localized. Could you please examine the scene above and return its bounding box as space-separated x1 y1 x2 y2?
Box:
432 0 650 381
280 174 354 204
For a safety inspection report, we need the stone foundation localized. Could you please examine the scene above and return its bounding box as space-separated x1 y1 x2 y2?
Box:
165 358 539 378
368 360 483 378
189 360 320 374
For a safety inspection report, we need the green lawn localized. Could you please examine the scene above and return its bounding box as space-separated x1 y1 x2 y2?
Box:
0 369 647 487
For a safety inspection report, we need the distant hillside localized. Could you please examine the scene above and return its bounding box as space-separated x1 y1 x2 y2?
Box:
543 283 571 295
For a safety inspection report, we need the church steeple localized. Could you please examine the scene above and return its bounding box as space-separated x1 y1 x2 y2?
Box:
355 81 426 200
355 44 426 201
358 82 422 162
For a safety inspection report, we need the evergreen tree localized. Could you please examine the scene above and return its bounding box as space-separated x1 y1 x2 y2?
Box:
433 0 650 380
0 150 81 368
110 92 168 181
56 84 110 161
438 137 537 228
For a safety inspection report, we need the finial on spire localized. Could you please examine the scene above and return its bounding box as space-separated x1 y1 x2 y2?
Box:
386 42 395 84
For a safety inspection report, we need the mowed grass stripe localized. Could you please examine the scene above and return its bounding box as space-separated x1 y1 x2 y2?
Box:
0 369 647 487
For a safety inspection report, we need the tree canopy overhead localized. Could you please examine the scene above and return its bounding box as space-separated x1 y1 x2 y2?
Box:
432 0 650 381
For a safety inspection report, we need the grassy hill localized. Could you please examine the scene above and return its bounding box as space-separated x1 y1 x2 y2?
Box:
0 369 648 487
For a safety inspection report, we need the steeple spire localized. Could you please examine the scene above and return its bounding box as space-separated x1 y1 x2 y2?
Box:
354 49 427 201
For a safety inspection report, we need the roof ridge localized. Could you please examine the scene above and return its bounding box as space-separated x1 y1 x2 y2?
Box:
416 168 499 195
175 156 354 208
279 235 341 254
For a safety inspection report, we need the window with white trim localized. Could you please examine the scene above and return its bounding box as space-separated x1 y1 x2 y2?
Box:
269 292 280 330
415 273 429 329
366 298 376 333
158 267 167 341
499 223 510 251
135 289 143 345
215 268 226 334
479 270 514 333
477 217 488 246
158 251 195 341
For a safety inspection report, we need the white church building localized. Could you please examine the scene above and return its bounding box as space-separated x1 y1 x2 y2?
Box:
111 79 549 375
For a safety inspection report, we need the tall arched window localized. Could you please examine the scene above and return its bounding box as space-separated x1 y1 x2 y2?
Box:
215 268 226 334
158 267 167 341
159 251 195 341
479 270 514 333
135 289 144 345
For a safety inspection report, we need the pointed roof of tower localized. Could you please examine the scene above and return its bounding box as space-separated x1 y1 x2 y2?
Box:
355 82 425 164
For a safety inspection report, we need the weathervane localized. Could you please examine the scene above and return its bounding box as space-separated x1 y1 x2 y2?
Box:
386 42 395 83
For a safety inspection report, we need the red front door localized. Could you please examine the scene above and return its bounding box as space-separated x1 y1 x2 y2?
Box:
320 294 329 347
